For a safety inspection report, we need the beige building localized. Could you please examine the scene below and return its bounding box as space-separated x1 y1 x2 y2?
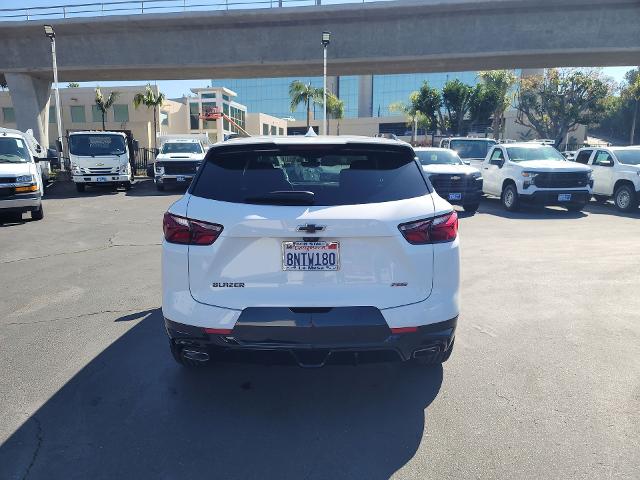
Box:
0 85 163 149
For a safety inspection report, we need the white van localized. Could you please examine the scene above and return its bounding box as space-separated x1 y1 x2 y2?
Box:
0 130 45 221
69 131 133 192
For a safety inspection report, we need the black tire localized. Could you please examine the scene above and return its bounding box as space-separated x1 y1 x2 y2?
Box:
566 201 587 212
463 202 480 214
156 183 165 192
412 339 455 366
501 183 520 212
169 342 207 369
613 184 638 212
31 204 44 221
146 165 154 178
75 183 86 193
593 195 608 203
123 181 133 191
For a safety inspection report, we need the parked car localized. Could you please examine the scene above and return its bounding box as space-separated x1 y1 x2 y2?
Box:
415 147 483 213
69 131 134 192
162 136 459 369
0 127 51 185
154 138 206 191
574 146 640 211
440 137 497 168
482 142 592 212
0 130 45 221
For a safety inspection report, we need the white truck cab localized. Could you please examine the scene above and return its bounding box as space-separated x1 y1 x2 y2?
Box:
0 131 45 221
440 137 497 168
574 146 640 211
154 138 206 191
69 131 133 192
482 142 592 212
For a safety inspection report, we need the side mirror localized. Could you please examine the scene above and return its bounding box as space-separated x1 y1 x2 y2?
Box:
601 159 614 167
463 160 471 165
490 159 504 168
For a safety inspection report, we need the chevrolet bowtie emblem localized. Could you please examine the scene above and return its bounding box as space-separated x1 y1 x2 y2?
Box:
296 224 326 234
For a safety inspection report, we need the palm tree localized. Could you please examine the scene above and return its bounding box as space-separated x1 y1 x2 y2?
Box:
289 80 324 128
389 92 427 143
133 84 165 150
326 93 345 135
94 87 120 131
478 70 517 141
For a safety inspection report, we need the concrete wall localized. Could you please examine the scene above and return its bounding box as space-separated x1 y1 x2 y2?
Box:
246 113 288 136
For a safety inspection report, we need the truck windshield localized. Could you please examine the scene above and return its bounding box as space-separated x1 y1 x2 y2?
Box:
613 149 640 165
161 143 202 154
0 137 30 163
449 139 496 159
416 150 463 165
506 146 565 162
69 134 126 156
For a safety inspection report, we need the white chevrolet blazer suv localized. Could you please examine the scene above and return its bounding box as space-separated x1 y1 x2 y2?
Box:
162 136 460 368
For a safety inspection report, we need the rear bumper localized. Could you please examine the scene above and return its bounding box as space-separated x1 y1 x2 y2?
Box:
166 313 457 365
520 189 591 205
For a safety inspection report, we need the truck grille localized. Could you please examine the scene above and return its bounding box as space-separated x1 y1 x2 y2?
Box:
161 161 200 175
0 187 15 197
534 172 590 188
85 167 117 175
0 177 16 184
429 174 473 195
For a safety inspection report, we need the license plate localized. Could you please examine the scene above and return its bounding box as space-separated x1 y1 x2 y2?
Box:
558 194 572 201
448 193 462 201
96 176 108 182
177 176 186 182
282 241 340 271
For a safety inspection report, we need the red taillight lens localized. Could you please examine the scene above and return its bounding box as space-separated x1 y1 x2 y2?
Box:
391 327 418 334
203 327 233 335
398 211 458 245
163 212 223 245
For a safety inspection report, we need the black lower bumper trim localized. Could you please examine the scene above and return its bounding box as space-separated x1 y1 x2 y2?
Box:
521 190 590 205
165 311 457 366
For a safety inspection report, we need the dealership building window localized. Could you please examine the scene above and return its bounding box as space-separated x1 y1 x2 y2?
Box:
278 127 284 135
189 103 200 130
70 105 86 123
262 123 269 135
113 104 129 123
91 105 102 123
270 125 277 135
2 107 15 123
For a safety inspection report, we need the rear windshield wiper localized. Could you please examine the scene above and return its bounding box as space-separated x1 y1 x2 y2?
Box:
244 190 315 205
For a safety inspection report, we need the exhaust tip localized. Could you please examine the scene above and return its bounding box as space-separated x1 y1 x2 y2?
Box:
412 346 439 359
182 349 210 362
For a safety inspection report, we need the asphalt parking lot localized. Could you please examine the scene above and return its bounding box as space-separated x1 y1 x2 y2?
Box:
0 179 638 480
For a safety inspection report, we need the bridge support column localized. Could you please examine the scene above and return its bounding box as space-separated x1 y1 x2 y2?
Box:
5 73 51 148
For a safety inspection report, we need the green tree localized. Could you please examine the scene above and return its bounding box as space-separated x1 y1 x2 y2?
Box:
67 82 80 88
1 79 9 90
441 79 474 135
469 83 499 132
478 70 517 139
133 84 165 150
94 87 120 131
413 81 443 132
389 92 428 143
326 93 345 135
626 69 640 145
289 81 324 128
516 69 610 147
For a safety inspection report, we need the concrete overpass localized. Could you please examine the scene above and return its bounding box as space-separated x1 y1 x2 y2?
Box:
1 0 639 146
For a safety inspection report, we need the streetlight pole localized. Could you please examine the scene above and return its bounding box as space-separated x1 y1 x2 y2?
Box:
44 25 65 171
322 31 331 136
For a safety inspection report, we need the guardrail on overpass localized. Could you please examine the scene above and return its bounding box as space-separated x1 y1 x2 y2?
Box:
0 0 388 21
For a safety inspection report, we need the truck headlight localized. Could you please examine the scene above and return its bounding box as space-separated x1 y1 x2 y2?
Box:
15 175 34 183
521 171 538 178
119 163 129 174
470 171 482 180
522 171 537 189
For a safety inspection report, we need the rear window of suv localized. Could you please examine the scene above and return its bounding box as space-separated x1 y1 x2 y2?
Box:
190 144 430 206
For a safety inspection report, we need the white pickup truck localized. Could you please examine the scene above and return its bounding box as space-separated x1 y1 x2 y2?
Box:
482 142 592 212
154 138 206 191
573 146 640 211
69 131 134 192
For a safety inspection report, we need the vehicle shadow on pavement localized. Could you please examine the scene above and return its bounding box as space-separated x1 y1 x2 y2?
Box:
0 308 443 480
124 179 189 197
477 197 588 220
582 201 640 218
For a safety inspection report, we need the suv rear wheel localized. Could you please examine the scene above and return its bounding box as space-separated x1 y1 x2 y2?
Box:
31 205 44 221
501 183 520 211
613 184 638 212
75 183 86 193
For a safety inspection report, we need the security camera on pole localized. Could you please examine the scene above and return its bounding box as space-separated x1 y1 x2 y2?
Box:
44 24 65 172
322 31 331 136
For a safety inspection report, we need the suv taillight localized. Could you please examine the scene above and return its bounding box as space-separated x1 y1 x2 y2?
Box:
398 211 458 244
163 212 223 245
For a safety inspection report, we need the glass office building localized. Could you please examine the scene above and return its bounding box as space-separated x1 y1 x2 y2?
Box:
213 72 484 120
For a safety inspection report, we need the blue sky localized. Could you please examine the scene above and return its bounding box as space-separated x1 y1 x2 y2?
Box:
4 0 636 98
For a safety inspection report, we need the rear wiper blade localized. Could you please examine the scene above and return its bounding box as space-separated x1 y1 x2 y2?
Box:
244 190 315 205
